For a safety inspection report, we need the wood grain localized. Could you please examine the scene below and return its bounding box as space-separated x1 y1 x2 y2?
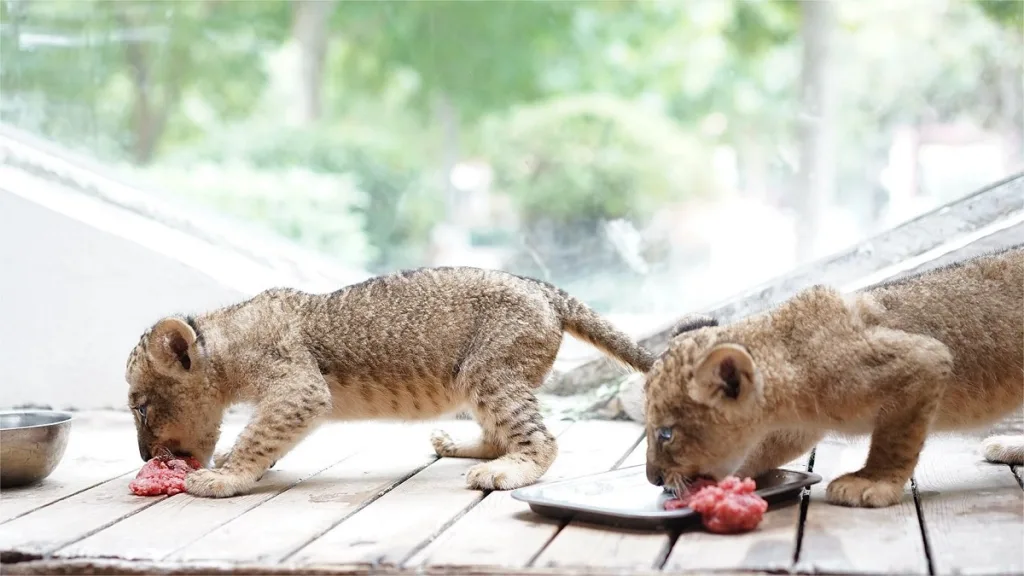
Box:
795 438 928 575
54 422 366 561
0 473 164 557
404 420 644 570
288 420 575 569
915 436 1024 576
663 453 811 573
168 422 451 564
530 438 670 571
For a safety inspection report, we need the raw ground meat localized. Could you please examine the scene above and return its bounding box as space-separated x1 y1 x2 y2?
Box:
128 454 203 496
663 476 769 534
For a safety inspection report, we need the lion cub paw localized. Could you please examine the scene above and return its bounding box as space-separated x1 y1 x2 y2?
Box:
982 435 1024 465
465 460 540 491
826 473 905 508
431 430 458 458
185 468 251 498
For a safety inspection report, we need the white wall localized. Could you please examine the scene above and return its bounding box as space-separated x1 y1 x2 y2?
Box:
0 188 247 409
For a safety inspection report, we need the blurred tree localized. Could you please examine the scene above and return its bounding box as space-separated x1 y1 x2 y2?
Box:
481 94 718 288
291 0 336 123
0 0 289 163
794 0 837 262
165 119 444 271
325 0 584 226
972 0 1024 162
329 0 580 121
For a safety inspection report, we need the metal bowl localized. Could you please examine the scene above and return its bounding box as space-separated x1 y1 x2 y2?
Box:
1 410 74 488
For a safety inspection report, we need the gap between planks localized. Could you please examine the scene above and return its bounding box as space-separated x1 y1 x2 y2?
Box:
326 420 647 571
54 421 465 562
661 453 814 574
914 436 1023 576
526 438 668 571
285 419 583 568
8 421 368 561
795 438 928 575
0 413 141 524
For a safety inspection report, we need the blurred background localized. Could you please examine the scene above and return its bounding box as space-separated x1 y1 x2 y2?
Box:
1 0 1022 337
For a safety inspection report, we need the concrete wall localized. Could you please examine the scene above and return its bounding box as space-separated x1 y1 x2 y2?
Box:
0 188 248 410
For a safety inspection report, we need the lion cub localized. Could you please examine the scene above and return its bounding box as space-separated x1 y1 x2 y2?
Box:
126 267 653 498
644 244 1023 508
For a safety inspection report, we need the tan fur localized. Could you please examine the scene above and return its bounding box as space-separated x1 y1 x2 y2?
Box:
125 267 653 498
644 245 1024 508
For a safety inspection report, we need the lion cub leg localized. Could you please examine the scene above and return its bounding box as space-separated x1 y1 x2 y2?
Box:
431 429 504 460
464 386 557 491
982 435 1024 465
187 371 332 498
442 358 557 491
826 329 954 508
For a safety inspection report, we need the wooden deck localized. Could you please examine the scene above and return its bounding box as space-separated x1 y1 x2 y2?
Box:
1 411 1021 575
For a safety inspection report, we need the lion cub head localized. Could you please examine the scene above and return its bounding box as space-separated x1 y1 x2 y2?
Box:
125 317 224 465
644 321 766 494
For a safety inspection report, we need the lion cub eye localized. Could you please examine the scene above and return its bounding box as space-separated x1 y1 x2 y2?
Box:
656 427 673 442
136 403 149 425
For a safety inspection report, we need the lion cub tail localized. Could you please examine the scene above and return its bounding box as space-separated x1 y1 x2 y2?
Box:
541 284 655 373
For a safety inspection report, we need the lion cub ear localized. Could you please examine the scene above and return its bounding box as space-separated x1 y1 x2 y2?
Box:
146 317 198 376
689 344 761 408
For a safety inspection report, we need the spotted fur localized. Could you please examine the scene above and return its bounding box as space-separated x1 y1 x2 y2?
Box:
644 245 1024 508
125 267 654 497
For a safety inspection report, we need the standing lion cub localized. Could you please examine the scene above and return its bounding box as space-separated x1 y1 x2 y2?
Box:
126 267 653 498
644 244 1023 508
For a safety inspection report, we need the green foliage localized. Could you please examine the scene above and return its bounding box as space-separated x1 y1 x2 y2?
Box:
2 0 1021 289
974 0 1024 30
163 121 445 271
481 94 717 225
328 0 579 120
130 162 372 268
1 0 285 162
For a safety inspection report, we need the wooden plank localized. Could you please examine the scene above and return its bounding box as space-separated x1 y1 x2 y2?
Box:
404 420 644 570
663 452 812 573
531 438 670 571
0 413 251 556
55 422 369 561
0 413 139 523
796 438 928 574
0 472 165 558
0 411 254 525
287 419 575 569
915 436 1024 576
167 421 464 564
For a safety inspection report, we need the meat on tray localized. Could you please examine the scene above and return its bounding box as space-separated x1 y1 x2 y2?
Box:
663 476 769 534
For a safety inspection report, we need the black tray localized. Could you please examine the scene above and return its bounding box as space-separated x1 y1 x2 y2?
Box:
510 465 822 531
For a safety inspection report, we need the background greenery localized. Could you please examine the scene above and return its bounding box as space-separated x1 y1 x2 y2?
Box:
2 0 1021 311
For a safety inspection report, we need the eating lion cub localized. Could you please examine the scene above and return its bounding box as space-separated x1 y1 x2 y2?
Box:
644 244 1023 508
125 267 653 498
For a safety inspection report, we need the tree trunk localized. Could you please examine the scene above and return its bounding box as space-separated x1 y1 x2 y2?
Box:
433 92 461 223
794 0 837 263
116 7 183 165
292 0 336 124
997 30 1024 170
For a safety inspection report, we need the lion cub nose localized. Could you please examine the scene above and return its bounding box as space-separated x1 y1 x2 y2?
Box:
646 463 664 486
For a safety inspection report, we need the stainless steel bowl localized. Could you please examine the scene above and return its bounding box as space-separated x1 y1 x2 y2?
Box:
1 410 73 488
